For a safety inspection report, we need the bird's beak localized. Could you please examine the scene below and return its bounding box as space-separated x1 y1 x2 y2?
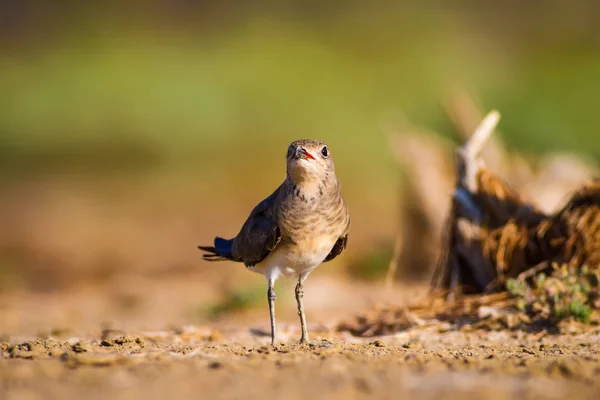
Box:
295 147 315 160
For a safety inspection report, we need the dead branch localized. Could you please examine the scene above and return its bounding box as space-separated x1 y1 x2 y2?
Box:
433 110 599 296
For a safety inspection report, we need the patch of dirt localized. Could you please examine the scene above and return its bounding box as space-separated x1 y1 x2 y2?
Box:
2 324 600 400
1 271 599 400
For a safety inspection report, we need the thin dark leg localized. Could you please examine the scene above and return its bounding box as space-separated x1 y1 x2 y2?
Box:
295 277 309 344
267 278 276 346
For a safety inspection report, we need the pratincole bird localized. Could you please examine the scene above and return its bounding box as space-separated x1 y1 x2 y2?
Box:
199 139 350 345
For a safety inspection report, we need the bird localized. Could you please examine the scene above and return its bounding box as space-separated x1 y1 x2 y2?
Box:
198 139 350 346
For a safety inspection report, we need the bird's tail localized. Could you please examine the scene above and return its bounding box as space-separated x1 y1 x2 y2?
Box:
198 237 236 261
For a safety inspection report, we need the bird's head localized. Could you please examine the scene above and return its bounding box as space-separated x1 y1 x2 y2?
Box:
286 139 335 186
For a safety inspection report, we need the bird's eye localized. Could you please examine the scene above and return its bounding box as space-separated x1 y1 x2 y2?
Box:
321 146 329 158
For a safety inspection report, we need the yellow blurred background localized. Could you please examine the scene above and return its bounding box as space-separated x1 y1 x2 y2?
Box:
1 0 599 334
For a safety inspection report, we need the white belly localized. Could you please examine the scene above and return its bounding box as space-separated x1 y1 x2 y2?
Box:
248 236 337 281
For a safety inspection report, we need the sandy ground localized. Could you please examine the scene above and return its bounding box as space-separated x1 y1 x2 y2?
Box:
3 325 600 400
2 275 600 400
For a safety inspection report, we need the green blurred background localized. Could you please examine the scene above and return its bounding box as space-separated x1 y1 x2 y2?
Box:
0 0 599 299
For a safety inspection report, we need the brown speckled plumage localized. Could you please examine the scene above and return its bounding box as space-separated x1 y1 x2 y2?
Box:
199 139 349 345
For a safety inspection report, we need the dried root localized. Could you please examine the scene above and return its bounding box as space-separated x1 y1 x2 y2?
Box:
337 291 515 337
340 109 599 337
432 110 599 295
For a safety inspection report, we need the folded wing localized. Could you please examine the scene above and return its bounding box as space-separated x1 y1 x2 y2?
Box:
231 187 282 267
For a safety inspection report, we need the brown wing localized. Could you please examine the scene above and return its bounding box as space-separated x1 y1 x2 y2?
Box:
323 234 348 262
231 186 282 267
324 196 350 263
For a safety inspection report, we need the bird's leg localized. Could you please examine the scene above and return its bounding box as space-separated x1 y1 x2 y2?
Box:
267 278 276 347
295 276 309 344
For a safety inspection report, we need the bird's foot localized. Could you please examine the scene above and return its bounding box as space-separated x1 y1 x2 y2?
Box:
298 336 310 346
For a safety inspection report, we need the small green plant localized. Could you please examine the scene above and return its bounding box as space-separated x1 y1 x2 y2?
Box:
346 244 394 281
506 264 599 325
568 300 592 323
204 283 266 320
506 278 528 298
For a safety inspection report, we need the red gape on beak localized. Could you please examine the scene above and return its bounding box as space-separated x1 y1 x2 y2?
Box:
296 147 315 160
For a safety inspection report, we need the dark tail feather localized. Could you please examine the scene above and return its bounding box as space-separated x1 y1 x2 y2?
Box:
198 237 235 262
